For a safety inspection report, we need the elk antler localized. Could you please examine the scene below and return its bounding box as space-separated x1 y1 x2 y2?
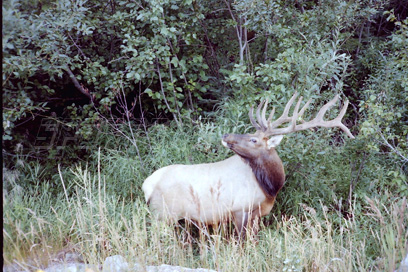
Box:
249 92 355 138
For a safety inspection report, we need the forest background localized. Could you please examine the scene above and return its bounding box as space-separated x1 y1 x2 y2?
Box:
2 0 408 271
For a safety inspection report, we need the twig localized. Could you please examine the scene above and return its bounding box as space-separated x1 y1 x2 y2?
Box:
378 131 408 162
138 82 151 149
67 33 88 60
224 0 248 64
167 61 182 116
119 85 144 168
65 66 92 100
355 22 365 57
348 152 367 208
156 60 182 127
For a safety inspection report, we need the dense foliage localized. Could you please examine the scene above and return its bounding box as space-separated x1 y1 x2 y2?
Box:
2 0 408 271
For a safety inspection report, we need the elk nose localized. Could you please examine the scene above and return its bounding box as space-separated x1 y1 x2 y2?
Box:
222 134 229 140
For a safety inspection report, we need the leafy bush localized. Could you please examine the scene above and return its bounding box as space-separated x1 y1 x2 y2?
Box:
3 0 215 142
360 15 408 164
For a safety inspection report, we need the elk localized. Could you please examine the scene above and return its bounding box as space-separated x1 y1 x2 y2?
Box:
142 92 354 237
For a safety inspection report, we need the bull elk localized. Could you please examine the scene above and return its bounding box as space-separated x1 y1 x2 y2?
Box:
142 92 354 237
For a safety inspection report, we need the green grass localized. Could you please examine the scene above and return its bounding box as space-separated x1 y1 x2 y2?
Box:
3 123 408 271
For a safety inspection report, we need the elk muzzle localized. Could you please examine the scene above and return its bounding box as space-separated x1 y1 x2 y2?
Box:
222 134 235 149
222 133 251 150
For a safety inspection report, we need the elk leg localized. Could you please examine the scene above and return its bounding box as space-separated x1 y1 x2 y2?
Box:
233 210 249 239
174 219 194 246
196 220 207 241
247 214 261 238
246 199 276 238
233 199 276 239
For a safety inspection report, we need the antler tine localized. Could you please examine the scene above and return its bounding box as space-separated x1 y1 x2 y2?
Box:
249 106 261 130
282 92 298 117
261 99 269 129
314 94 339 121
290 95 303 130
335 99 355 138
269 92 299 128
298 98 312 118
249 99 276 132
335 98 348 122
255 100 267 131
267 107 275 123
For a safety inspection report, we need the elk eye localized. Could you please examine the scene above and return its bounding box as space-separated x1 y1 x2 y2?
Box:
250 138 257 143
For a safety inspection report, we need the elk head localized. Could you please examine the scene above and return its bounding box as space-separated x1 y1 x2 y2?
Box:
222 92 354 197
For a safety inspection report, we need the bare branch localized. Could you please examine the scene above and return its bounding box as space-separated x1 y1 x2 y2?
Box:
65 66 92 100
224 0 248 64
378 131 408 162
156 60 182 127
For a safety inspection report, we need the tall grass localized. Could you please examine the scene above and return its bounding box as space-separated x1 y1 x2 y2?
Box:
3 160 407 271
3 122 408 271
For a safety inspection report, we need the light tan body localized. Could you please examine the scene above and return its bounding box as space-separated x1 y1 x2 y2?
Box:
142 155 276 230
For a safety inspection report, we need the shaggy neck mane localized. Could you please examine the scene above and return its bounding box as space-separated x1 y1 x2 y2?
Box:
241 152 285 198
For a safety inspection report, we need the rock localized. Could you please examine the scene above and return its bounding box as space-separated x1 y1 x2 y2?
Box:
102 255 216 272
145 264 216 272
397 253 408 272
2 264 26 272
43 263 98 272
4 255 216 272
102 255 130 272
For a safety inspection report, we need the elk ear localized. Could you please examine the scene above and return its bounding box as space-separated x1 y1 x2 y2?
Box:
267 135 284 149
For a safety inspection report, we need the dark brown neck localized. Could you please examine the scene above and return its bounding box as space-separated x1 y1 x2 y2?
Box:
243 150 285 198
